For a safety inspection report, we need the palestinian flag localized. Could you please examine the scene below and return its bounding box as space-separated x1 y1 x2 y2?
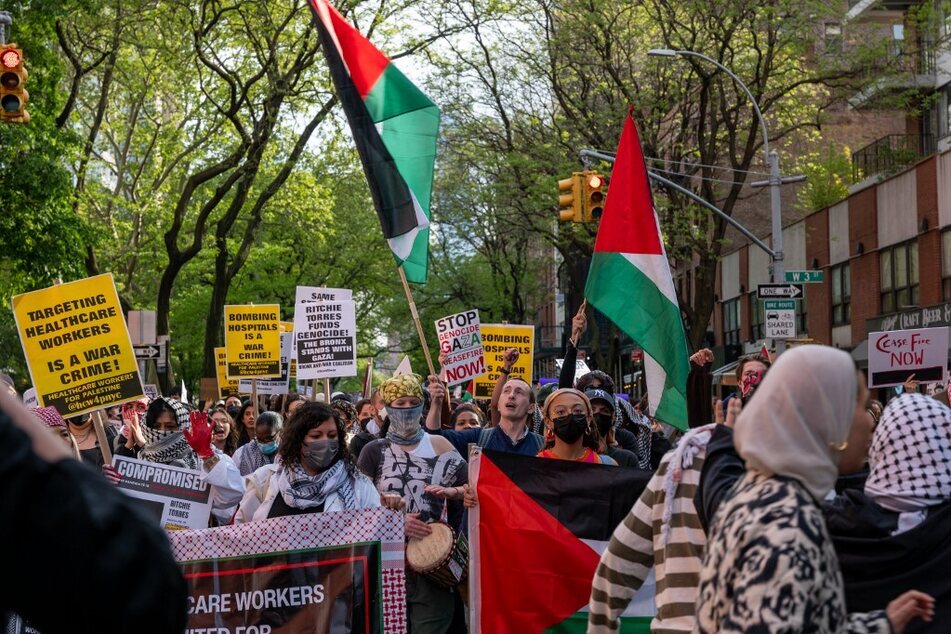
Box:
584 111 689 430
309 0 439 283
469 450 653 633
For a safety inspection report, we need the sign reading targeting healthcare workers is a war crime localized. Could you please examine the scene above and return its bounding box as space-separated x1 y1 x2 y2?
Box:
294 299 358 380
239 332 292 395
435 309 485 386
224 304 281 378
12 273 144 416
473 324 534 398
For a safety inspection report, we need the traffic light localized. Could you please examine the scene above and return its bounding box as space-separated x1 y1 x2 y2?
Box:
558 172 583 222
582 171 606 222
0 44 29 123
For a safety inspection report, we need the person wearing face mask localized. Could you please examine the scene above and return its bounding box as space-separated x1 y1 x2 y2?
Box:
348 398 378 460
733 352 770 405
585 389 640 469
232 411 283 476
537 388 616 465
357 373 467 634
235 401 381 522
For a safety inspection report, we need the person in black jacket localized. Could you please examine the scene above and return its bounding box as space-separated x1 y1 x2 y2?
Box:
0 389 187 634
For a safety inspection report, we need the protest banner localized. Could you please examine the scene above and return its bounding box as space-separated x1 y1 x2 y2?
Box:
295 285 353 305
143 384 161 399
112 455 212 530
473 324 534 398
22 387 38 408
867 326 949 388
224 304 281 378
435 309 485 386
469 448 653 633
215 347 241 398
555 357 591 385
168 508 406 633
295 299 358 380
11 273 144 416
239 332 292 395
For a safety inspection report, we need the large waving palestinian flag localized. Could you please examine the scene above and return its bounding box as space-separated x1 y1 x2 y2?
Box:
469 450 653 633
584 111 689 430
309 0 439 283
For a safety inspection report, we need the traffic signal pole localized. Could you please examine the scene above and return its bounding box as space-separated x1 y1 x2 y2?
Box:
0 12 10 45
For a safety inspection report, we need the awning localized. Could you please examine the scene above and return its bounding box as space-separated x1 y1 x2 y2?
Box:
711 360 739 387
851 339 868 365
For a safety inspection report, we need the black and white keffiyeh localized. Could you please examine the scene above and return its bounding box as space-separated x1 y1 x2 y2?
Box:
277 460 356 511
865 393 951 516
139 426 199 470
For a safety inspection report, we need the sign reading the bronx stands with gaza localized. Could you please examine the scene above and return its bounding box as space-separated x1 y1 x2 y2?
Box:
11 273 144 417
223 304 281 379
294 286 358 380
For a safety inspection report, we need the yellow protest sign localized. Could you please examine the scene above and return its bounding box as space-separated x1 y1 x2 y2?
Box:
12 273 143 416
215 347 240 398
473 324 534 399
280 320 298 378
224 304 281 378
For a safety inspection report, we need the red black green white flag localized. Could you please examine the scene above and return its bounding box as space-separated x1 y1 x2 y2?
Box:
309 0 439 283
584 111 689 430
469 449 653 633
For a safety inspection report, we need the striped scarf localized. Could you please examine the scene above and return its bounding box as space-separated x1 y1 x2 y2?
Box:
277 460 356 510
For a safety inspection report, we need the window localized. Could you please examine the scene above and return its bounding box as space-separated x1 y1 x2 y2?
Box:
723 298 740 346
942 230 951 301
832 263 851 326
824 22 842 55
749 293 764 340
881 240 919 313
796 296 808 335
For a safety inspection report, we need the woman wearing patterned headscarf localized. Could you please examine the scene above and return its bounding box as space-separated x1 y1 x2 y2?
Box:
695 346 934 633
31 406 81 459
114 396 245 524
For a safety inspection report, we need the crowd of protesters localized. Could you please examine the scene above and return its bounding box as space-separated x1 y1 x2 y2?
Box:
3 312 947 634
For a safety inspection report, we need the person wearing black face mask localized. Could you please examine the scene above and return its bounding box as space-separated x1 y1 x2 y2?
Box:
585 389 641 469
537 388 617 465
235 402 389 522
348 398 378 460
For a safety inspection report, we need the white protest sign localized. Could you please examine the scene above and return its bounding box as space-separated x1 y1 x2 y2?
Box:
868 326 949 388
394 355 413 376
294 299 357 380
435 309 485 386
294 286 353 305
23 387 38 408
239 331 292 395
555 358 591 384
143 384 161 400
112 455 212 530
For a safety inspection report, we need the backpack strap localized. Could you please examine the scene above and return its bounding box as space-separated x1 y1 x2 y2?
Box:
477 426 494 449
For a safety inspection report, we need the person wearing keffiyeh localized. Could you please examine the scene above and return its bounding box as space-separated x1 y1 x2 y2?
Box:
114 396 244 525
235 401 382 522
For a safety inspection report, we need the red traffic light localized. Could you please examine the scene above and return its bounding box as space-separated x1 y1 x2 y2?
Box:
587 174 603 189
0 49 20 69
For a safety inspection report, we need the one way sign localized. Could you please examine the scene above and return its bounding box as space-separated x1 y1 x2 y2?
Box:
133 344 161 359
757 283 803 299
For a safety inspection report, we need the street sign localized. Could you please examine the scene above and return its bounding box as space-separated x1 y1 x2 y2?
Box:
757 283 803 299
785 270 824 283
764 300 797 339
133 344 161 359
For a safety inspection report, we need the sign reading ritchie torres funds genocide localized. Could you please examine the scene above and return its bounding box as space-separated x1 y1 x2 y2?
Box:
473 323 534 399
11 273 143 416
294 294 358 381
224 304 281 379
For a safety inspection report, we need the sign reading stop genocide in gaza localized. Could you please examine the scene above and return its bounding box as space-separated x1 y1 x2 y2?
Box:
867 326 949 388
435 309 486 386
11 273 144 416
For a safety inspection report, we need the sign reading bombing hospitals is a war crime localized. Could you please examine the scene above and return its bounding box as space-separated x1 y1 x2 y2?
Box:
224 304 281 379
473 323 534 398
11 273 144 417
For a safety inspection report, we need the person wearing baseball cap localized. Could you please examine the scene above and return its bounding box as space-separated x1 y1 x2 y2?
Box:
585 389 641 469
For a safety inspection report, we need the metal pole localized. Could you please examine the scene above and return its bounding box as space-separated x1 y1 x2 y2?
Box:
768 150 786 355
0 12 11 45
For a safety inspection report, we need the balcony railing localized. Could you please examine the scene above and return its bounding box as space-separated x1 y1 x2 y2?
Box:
851 134 935 182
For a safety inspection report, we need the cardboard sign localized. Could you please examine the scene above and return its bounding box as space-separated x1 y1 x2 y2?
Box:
435 309 486 386
214 347 240 398
22 387 38 408
223 304 281 378
112 455 212 530
868 326 949 388
473 324 534 398
11 273 144 417
295 286 353 304
239 332 292 395
295 299 358 380
143 384 161 400
168 509 406 633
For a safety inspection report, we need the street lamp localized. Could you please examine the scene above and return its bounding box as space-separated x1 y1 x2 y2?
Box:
648 47 797 355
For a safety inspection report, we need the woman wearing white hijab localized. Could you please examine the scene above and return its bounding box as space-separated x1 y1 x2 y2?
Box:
694 345 934 633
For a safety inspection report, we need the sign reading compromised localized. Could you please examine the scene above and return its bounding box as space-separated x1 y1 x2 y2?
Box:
215 347 240 398
11 273 144 416
868 326 949 388
112 455 212 531
764 300 797 339
473 324 534 399
295 296 358 381
224 304 281 378
435 309 485 386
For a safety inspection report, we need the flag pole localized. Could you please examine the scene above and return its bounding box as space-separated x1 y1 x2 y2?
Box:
398 265 436 376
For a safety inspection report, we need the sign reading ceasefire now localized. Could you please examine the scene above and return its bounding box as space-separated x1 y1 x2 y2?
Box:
224 305 281 379
12 273 144 416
